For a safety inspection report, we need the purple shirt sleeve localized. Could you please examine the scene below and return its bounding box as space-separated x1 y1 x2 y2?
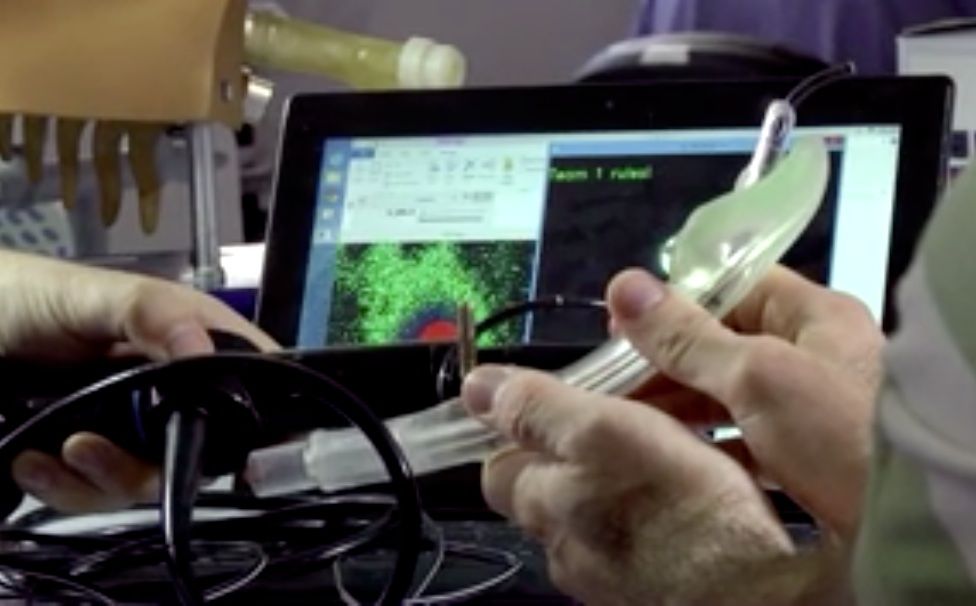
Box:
635 0 976 73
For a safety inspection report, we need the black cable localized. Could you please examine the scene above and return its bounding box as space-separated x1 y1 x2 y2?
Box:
163 409 208 605
1 494 405 603
0 564 116 605
59 494 397 584
62 508 391 599
2 500 520 605
0 350 533 604
477 296 606 336
0 353 424 604
436 296 607 399
410 518 446 599
200 541 269 601
333 521 525 605
416 541 523 604
785 61 855 108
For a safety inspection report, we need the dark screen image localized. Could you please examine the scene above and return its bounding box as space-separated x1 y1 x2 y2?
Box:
531 151 843 343
326 241 535 346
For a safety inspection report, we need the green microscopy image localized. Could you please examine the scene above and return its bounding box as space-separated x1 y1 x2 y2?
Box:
327 241 535 346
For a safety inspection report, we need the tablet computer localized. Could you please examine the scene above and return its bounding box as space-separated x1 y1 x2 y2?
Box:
258 78 951 347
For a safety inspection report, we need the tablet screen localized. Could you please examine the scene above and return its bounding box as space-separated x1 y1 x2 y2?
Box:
297 126 901 348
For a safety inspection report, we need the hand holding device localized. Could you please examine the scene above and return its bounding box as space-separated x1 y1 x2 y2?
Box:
0 330 263 518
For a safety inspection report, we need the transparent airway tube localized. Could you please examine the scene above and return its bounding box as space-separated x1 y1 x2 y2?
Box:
246 135 829 498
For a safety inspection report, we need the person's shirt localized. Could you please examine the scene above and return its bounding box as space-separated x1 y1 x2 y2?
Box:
853 162 976 602
634 0 976 74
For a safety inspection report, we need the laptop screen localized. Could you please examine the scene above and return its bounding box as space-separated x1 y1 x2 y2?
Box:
296 125 901 348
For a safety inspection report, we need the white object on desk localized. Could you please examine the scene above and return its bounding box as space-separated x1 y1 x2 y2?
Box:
9 477 242 536
0 201 75 258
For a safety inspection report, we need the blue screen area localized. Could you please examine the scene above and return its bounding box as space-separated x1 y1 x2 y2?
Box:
298 139 353 347
297 126 902 348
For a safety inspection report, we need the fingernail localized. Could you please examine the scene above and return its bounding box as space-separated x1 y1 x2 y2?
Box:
462 366 511 416
164 322 213 358
15 460 52 492
615 272 666 320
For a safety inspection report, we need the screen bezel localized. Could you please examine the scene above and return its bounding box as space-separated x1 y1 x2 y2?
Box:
257 77 952 344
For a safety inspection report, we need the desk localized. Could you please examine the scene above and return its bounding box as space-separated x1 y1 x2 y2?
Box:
6 495 817 604
8 496 573 604
221 521 574 605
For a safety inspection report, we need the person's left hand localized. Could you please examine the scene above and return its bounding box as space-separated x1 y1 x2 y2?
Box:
0 250 277 513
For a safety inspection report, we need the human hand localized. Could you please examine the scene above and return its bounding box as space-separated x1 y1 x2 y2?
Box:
1 250 277 513
462 367 810 606
460 267 877 604
609 267 882 538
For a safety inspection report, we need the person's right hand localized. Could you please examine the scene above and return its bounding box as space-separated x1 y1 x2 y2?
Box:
613 266 884 538
463 266 877 605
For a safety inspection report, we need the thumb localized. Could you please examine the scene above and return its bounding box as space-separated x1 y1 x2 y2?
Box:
606 268 749 404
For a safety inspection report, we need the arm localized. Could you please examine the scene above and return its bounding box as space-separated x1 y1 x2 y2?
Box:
852 161 976 604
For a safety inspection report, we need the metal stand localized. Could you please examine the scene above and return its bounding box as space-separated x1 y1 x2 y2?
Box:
187 123 225 291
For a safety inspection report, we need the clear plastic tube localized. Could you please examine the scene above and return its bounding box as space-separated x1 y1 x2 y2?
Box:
243 10 466 89
246 400 499 496
557 135 828 395
245 136 830 497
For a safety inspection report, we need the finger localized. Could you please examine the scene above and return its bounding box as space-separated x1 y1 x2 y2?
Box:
607 269 862 454
630 376 732 429
484 446 659 545
725 265 876 344
546 534 622 605
481 445 545 519
607 267 875 420
712 438 757 475
478 394 749 542
606 268 747 402
106 342 143 358
194 299 279 353
12 450 117 514
722 265 820 336
503 456 658 552
508 462 574 544
611 276 872 530
0 252 280 362
61 433 158 505
464 365 599 459
463 365 704 476
546 539 593 604
120 279 278 360
729 268 884 393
